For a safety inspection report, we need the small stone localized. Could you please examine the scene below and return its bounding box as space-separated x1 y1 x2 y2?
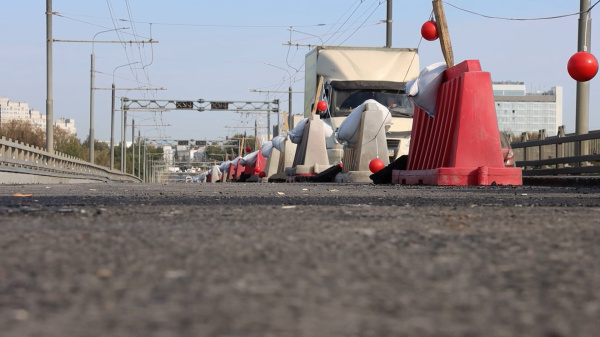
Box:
96 269 112 278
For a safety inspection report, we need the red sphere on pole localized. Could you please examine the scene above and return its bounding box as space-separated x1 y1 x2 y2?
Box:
567 51 599 82
254 166 261 174
245 146 252 153
317 100 328 112
421 21 439 41
369 158 385 174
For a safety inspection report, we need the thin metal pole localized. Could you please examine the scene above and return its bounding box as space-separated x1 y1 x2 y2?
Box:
132 119 135 175
276 101 280 134
110 83 115 170
121 98 127 173
386 0 392 48
267 98 271 140
90 27 130 166
576 0 591 156
138 131 141 178
289 86 292 130
89 53 95 163
46 0 54 154
113 62 137 172
143 140 146 182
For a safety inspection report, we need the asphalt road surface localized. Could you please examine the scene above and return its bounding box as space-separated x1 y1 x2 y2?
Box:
1 182 599 337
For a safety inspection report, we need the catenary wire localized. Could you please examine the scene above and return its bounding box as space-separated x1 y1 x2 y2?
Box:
443 0 600 21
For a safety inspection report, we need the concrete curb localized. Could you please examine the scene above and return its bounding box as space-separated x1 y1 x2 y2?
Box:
523 176 600 187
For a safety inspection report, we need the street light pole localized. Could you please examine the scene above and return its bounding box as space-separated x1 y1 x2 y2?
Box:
110 83 116 170
576 0 592 156
289 85 292 130
121 97 126 172
111 62 138 172
143 139 147 182
131 119 135 175
386 0 392 48
138 131 142 179
46 0 54 154
251 89 300 132
263 62 294 132
89 27 130 164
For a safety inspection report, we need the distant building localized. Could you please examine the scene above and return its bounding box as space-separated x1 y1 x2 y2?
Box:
55 117 77 135
493 82 563 137
0 97 46 129
0 97 77 135
162 146 175 166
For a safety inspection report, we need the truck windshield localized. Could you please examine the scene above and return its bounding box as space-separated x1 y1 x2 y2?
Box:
333 90 414 118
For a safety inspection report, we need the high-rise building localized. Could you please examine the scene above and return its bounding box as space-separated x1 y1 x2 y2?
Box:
0 97 76 135
0 97 46 130
493 82 563 137
55 117 77 135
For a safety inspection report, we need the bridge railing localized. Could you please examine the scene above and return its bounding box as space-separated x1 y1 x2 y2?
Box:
510 126 600 176
0 136 141 183
5 127 600 181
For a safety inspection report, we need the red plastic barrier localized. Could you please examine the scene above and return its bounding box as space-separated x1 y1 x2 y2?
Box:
227 164 236 181
227 158 244 181
234 161 245 180
392 60 522 186
244 151 266 176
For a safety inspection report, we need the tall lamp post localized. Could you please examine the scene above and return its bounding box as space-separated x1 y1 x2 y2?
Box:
263 62 294 131
112 62 138 171
46 0 53 154
89 26 130 164
576 0 592 156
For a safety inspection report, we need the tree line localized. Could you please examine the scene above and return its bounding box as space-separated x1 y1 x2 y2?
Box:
0 120 163 174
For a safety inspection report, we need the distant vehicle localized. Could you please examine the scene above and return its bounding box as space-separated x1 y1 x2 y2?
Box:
303 46 420 163
500 133 515 168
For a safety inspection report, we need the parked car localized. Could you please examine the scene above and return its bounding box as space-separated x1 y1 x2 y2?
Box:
499 133 515 167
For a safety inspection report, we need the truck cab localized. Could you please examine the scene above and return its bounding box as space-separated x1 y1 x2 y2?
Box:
303 46 420 164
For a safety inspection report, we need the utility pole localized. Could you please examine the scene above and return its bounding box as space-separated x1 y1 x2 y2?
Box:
89 26 130 164
46 0 54 154
254 119 258 149
143 139 147 182
250 88 302 132
386 0 392 48
121 98 127 173
47 2 157 163
132 119 135 175
52 40 155 161
89 52 95 162
576 0 592 156
289 86 293 130
111 83 116 170
102 83 164 171
138 130 142 179
267 94 271 139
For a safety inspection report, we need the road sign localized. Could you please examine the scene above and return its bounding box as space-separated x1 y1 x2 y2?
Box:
175 101 194 109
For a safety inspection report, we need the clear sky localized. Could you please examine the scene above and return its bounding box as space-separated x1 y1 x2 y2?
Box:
1 1 596 144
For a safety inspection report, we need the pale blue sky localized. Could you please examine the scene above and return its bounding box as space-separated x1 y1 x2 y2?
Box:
0 1 594 142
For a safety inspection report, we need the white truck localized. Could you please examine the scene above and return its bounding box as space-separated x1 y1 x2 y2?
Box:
303 46 420 164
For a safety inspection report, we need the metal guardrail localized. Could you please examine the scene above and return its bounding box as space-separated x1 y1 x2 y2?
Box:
510 128 600 176
0 136 141 183
5 128 600 182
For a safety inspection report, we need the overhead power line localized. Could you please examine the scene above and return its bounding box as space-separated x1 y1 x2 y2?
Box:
443 0 600 21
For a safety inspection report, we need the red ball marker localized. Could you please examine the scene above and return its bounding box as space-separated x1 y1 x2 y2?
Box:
421 21 439 41
567 51 598 82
